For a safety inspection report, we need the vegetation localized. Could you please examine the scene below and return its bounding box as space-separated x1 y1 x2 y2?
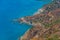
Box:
43 19 60 28
46 35 60 40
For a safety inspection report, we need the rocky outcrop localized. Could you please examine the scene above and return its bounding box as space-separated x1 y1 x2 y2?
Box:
17 0 60 40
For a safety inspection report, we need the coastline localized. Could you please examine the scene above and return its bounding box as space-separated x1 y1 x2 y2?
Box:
19 28 31 40
19 1 51 40
19 0 60 40
33 8 45 16
19 8 45 40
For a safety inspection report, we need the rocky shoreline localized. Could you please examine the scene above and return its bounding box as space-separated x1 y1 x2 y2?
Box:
17 0 60 40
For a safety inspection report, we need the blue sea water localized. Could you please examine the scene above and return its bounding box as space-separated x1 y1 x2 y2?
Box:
0 0 52 40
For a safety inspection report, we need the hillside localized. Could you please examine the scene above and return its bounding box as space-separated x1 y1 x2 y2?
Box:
18 0 60 40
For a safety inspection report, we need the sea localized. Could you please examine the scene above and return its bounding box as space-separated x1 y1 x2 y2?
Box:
0 0 52 40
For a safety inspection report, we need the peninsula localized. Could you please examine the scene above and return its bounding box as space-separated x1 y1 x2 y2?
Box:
17 0 60 40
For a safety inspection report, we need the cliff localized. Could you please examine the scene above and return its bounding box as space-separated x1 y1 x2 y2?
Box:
17 0 60 40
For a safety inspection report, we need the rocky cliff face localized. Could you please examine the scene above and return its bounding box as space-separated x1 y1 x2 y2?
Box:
18 0 60 40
